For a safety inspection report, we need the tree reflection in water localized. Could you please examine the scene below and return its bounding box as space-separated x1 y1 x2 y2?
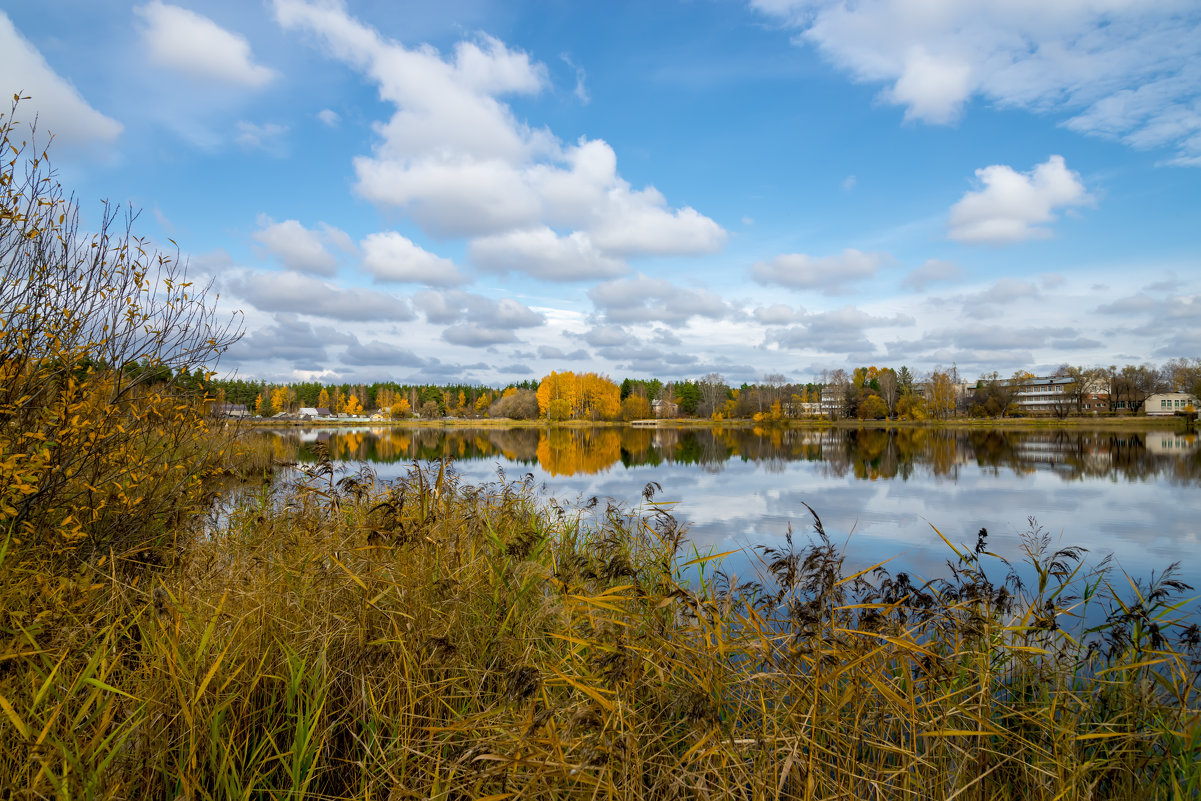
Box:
264 425 1201 484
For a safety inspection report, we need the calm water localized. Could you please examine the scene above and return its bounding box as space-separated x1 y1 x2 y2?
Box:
267 425 1201 597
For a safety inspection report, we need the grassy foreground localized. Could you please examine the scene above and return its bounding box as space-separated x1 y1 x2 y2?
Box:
1 445 1198 800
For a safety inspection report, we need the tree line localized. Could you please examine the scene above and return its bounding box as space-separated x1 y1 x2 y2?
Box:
212 358 1198 422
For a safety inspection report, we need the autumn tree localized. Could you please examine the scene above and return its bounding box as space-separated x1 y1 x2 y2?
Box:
927 370 957 420
1113 364 1163 414
536 371 620 420
488 389 539 419
537 371 580 419
0 97 242 560
270 386 292 415
877 368 898 417
822 369 852 420
970 372 1016 418
390 397 412 419
621 393 652 421
698 373 729 418
1162 357 1201 398
857 394 888 420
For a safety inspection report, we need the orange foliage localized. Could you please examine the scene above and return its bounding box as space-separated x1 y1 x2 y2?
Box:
536 428 622 475
536 371 621 420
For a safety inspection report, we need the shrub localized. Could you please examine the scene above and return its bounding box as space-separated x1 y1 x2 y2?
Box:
487 388 539 419
0 97 241 563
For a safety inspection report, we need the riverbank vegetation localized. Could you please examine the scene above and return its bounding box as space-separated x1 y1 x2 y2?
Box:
3 98 1200 799
4 453 1199 798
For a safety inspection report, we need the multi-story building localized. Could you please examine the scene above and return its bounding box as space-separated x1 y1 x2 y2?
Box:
1011 376 1075 414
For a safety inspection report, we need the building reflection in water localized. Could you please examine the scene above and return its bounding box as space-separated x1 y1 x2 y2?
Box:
269 425 1201 484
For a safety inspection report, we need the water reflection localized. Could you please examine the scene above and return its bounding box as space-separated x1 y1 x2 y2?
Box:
259 424 1201 607
270 425 1201 485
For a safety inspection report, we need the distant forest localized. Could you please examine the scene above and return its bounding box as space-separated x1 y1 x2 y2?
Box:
211 358 1200 421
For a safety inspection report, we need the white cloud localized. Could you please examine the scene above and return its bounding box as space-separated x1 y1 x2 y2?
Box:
361 231 467 286
587 274 734 324
225 313 354 366
903 258 963 290
586 188 727 256
562 54 589 104
753 304 807 325
0 13 122 147
235 121 288 153
442 324 521 347
273 0 726 254
751 0 1201 163
470 226 626 281
767 306 914 354
253 216 348 275
317 108 340 127
136 1 276 87
948 155 1091 244
413 289 545 329
579 325 635 348
226 269 413 322
750 248 889 293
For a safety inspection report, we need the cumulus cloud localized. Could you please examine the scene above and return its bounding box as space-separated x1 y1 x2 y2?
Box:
587 275 734 324
753 304 807 325
751 0 1201 163
225 270 414 322
136 1 276 87
470 226 626 280
224 313 354 366
598 347 699 372
273 0 726 253
342 338 428 367
578 325 635 348
1100 292 1201 356
652 328 683 347
765 306 914 355
903 259 963 290
948 156 1091 244
750 249 889 294
253 216 350 275
0 13 123 147
1052 337 1103 350
317 108 340 127
1097 293 1159 315
538 345 591 360
955 277 1042 319
937 323 1078 352
442 324 524 347
413 290 545 335
361 231 467 286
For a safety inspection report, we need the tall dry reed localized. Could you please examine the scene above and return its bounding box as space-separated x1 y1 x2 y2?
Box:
1 454 1198 799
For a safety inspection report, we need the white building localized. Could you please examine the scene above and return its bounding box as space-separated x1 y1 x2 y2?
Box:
1144 392 1198 416
1011 376 1075 415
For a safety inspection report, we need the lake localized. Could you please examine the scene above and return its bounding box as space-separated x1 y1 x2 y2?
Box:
264 424 1201 600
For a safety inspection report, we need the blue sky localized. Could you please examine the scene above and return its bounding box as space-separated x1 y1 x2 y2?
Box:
3 0 1199 385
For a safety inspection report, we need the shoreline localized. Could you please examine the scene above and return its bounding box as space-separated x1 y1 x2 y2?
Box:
230 415 1189 433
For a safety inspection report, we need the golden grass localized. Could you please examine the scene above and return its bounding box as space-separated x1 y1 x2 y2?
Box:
1 451 1198 799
